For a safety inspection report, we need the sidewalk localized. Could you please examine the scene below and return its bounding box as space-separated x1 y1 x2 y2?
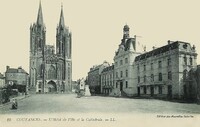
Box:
0 94 30 108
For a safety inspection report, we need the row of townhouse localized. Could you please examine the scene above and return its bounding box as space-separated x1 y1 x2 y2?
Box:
88 25 198 100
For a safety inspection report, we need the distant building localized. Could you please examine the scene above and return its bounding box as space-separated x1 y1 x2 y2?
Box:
71 81 78 92
0 73 5 88
87 25 198 101
78 78 85 90
29 2 72 93
87 61 109 95
5 66 29 93
134 41 197 99
113 25 141 96
101 64 114 95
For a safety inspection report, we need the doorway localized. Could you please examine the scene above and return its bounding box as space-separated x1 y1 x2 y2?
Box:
150 86 154 96
120 81 123 91
137 87 140 96
168 85 172 99
47 80 57 93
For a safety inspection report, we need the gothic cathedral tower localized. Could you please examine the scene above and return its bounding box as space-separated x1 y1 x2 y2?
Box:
56 5 72 92
29 1 46 91
29 2 72 93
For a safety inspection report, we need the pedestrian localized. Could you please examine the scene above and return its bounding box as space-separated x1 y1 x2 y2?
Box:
11 99 18 109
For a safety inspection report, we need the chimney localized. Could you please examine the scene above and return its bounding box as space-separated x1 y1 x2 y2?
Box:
6 66 10 71
153 46 155 50
168 40 171 45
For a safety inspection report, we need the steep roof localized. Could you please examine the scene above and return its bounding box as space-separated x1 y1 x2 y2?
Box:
135 41 180 62
6 67 28 74
102 65 114 73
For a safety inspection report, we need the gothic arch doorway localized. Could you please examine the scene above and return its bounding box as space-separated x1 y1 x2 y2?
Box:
47 80 57 93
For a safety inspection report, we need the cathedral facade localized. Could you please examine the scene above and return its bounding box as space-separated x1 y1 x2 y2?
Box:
29 2 72 93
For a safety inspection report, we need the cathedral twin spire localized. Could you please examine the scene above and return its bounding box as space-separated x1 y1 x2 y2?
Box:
59 5 65 28
36 1 65 27
36 1 43 26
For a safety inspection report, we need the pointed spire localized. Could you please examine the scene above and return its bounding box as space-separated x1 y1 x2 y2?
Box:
59 3 65 27
37 0 43 25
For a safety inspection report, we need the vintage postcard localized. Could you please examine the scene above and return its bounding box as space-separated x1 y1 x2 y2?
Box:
0 0 200 127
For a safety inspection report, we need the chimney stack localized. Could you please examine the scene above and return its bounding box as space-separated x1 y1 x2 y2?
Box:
6 66 10 71
168 40 171 45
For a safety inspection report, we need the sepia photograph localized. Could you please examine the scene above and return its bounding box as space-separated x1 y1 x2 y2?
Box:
0 0 200 127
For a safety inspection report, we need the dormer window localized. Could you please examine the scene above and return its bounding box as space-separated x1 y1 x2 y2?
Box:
183 44 187 49
190 57 193 65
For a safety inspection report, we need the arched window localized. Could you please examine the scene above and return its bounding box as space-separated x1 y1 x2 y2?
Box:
190 57 193 65
183 69 188 80
126 70 128 77
48 65 56 79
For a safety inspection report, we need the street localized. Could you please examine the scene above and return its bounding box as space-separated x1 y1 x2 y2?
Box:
0 94 200 114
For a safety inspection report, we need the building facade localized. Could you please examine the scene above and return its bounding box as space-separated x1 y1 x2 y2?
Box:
5 66 29 93
113 25 141 96
0 73 5 88
78 78 85 91
87 25 198 100
87 61 109 95
29 2 72 93
101 64 114 95
134 41 197 99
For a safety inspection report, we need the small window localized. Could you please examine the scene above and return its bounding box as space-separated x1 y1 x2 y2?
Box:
120 71 123 78
190 57 193 65
151 74 154 81
184 56 187 65
138 76 140 83
144 75 146 82
137 64 140 71
126 70 128 77
158 61 162 68
159 73 162 81
144 64 146 71
183 69 188 80
167 57 171 66
116 72 118 78
120 60 123 65
151 63 153 70
115 62 118 67
168 71 172 80
38 82 42 88
125 58 128 63
126 81 128 88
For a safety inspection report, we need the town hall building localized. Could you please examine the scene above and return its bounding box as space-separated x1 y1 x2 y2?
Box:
29 2 72 93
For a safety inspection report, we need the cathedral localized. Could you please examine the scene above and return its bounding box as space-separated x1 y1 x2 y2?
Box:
29 2 72 93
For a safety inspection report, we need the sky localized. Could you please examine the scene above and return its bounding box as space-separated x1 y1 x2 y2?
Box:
0 0 200 80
